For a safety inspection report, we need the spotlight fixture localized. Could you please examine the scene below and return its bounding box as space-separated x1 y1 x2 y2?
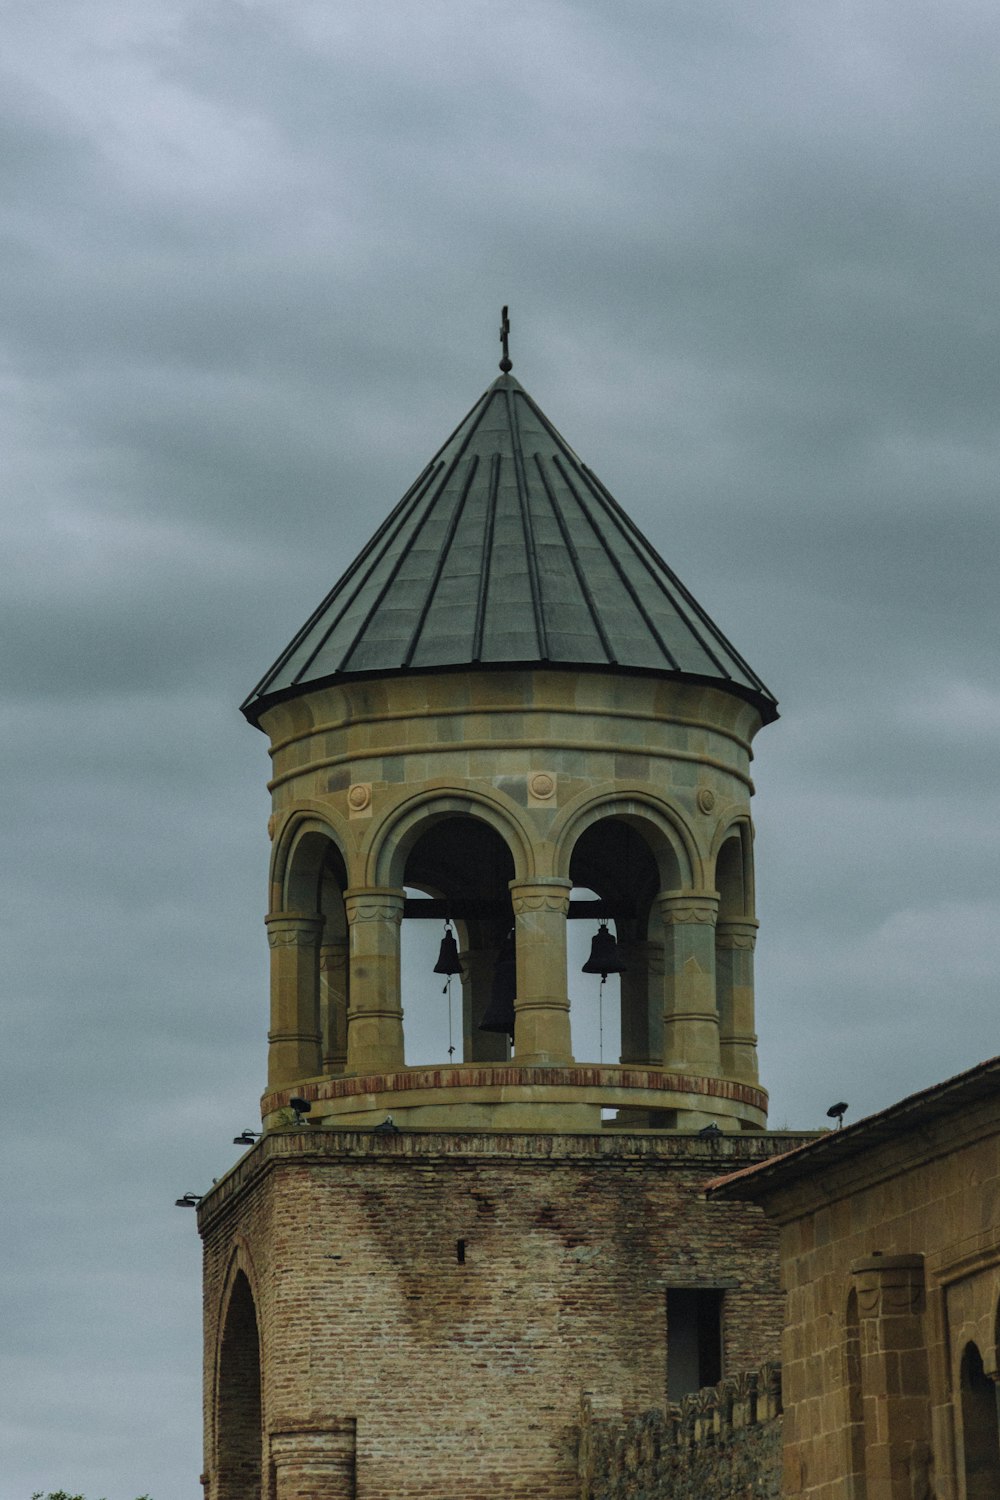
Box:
233 1129 261 1146
373 1116 400 1134
697 1121 722 1140
174 1192 202 1208
826 1101 849 1129
289 1097 312 1125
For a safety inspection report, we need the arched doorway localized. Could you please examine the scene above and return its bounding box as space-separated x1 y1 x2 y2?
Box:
960 1340 1000 1498
216 1271 263 1500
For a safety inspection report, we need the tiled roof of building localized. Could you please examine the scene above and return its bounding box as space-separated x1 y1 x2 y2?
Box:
706 1054 1000 1201
242 372 778 726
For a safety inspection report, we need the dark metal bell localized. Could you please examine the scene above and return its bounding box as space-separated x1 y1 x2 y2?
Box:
433 926 462 977
479 930 516 1039
581 922 626 981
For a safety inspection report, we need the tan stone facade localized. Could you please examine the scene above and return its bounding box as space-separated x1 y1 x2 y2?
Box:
711 1058 1000 1499
201 1129 801 1500
258 666 767 1133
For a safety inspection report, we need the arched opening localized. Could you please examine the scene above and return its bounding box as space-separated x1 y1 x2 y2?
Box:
843 1288 867 1499
268 827 348 1086
714 827 759 1084
401 814 515 1064
568 818 661 1067
961 1340 1000 1498
216 1271 263 1500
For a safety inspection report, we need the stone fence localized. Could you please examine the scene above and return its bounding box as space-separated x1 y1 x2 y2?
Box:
578 1364 783 1500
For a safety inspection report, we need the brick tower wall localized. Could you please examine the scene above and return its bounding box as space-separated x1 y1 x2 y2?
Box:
201 1130 807 1500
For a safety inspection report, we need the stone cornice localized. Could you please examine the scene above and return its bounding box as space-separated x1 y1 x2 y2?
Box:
196 1125 814 1237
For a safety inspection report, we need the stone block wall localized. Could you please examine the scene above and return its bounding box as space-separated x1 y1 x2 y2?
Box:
578 1364 783 1499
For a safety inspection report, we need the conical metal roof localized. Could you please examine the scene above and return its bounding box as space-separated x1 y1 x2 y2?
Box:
242 373 777 725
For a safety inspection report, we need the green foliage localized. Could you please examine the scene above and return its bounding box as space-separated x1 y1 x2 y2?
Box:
31 1492 153 1499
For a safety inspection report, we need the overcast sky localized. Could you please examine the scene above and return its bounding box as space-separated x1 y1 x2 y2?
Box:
3 2 999 1494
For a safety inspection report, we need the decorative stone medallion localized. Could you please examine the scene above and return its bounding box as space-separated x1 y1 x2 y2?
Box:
348 782 373 817
696 787 716 814
528 770 557 805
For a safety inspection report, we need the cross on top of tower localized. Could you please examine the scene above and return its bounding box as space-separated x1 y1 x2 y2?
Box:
499 305 512 373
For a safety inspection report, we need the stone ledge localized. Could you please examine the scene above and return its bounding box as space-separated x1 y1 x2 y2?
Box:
196 1128 818 1234
262 1063 769 1117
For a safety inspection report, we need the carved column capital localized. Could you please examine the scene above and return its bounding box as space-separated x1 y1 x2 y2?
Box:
509 877 572 916
715 918 759 950
656 891 720 927
344 887 405 927
265 912 325 948
851 1253 926 1317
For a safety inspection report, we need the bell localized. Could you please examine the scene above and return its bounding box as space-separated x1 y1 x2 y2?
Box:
581 922 626 981
433 925 462 977
479 930 516 1039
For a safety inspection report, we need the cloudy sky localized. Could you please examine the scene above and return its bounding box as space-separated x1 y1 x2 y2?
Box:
3 1 999 1493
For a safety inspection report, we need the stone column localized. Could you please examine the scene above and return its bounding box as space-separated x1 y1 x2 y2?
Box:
509 877 574 1064
319 932 349 1074
271 1423 357 1500
851 1253 932 1499
344 887 405 1075
461 939 509 1063
716 918 760 1082
619 939 663 1066
657 892 721 1077
265 912 324 1089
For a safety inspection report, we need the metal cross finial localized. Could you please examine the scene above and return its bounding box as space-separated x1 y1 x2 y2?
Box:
499 306 512 373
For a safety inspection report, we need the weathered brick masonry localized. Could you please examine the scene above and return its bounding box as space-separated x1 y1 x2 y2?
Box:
578 1364 783 1500
201 1129 807 1500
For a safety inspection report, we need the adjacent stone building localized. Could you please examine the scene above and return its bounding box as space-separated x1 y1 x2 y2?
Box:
711 1055 1000 1499
195 340 810 1498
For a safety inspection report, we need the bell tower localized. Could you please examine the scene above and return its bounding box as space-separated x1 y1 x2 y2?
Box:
197 326 801 1500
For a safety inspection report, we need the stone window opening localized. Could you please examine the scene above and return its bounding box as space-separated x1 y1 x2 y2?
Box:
666 1287 724 1403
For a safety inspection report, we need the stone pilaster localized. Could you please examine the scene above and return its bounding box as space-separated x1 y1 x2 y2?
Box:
851 1253 931 1499
461 943 509 1063
509 877 574 1064
716 918 759 1083
344 888 405 1074
271 1423 357 1500
265 912 324 1088
319 933 349 1074
619 939 663 1066
657 892 721 1077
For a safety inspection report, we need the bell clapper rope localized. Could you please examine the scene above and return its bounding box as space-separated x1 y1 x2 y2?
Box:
445 974 455 1059
598 975 605 1064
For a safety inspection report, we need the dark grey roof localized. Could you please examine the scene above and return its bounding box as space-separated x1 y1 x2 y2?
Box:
707 1054 1000 1203
242 374 777 725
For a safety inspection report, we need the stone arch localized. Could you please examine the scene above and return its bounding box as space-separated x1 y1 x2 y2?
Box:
265 814 352 1087
550 789 699 893
366 786 534 889
711 818 759 1084
960 1340 1000 1498
711 817 755 920
215 1254 264 1500
271 811 350 914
